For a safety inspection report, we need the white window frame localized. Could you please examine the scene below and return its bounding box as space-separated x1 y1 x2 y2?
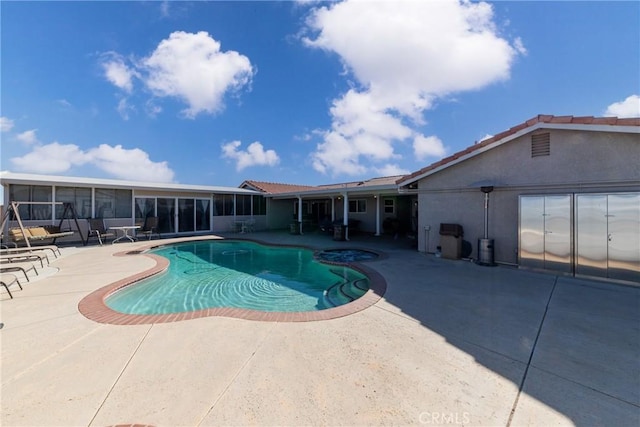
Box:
349 199 367 214
384 198 395 214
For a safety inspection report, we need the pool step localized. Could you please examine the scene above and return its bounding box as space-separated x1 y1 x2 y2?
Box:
324 279 366 307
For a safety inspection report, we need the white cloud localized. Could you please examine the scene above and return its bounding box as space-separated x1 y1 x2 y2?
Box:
117 98 136 120
87 144 175 182
11 142 174 182
145 100 162 118
1 117 15 132
57 99 73 108
16 129 39 145
11 142 90 174
413 135 446 161
160 1 170 17
101 52 137 93
311 90 411 176
304 0 522 176
221 140 280 171
605 95 640 118
102 32 253 118
373 164 410 177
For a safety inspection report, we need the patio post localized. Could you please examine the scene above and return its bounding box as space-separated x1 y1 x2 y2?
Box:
297 195 303 235
342 191 349 241
375 194 381 236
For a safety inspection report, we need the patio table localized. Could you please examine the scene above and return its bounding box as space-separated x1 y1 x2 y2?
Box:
109 226 140 244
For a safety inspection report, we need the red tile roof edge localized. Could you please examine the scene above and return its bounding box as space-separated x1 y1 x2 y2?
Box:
396 114 639 185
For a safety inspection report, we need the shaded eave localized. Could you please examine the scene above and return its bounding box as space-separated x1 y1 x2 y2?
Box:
267 183 403 200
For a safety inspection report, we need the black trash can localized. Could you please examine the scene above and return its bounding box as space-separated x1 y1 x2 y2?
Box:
439 223 463 259
333 224 346 241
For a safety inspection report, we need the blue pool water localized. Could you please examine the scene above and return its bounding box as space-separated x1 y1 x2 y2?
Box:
315 249 379 263
106 240 370 314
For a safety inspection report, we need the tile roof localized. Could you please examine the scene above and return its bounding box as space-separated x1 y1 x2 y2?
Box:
244 115 638 194
397 115 640 186
240 180 316 194
314 175 405 191
241 175 405 195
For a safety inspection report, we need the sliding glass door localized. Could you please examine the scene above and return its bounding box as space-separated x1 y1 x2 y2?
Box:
178 199 195 233
137 197 211 235
157 198 176 234
196 199 211 231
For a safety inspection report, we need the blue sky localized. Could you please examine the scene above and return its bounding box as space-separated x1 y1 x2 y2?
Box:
1 0 639 188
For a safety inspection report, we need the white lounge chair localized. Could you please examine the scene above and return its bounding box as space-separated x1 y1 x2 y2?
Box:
0 273 23 299
0 260 39 282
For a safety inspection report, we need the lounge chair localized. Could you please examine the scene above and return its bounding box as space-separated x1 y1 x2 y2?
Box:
0 245 61 259
87 218 114 245
0 260 39 282
137 216 160 240
0 251 49 268
0 273 23 299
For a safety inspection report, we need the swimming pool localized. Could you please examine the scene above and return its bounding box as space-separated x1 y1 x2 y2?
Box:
105 240 370 314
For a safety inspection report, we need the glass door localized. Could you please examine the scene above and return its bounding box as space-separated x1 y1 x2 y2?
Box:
196 199 211 231
157 198 175 234
178 198 195 233
135 198 156 225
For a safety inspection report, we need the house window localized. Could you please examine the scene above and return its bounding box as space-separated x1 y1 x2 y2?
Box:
384 199 395 214
531 133 550 157
349 199 366 213
213 194 234 216
55 187 91 219
236 195 252 215
252 195 267 215
95 189 132 218
9 185 52 220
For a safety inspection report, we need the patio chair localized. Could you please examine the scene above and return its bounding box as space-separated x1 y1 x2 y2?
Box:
0 251 49 268
0 245 61 259
137 216 160 240
0 260 39 282
0 273 23 299
87 218 114 246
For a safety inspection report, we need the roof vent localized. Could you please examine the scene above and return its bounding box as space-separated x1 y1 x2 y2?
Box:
531 133 550 157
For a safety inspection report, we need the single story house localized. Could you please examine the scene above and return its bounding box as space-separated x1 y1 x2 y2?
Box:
2 114 638 283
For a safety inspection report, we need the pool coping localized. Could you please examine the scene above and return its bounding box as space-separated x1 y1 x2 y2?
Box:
78 237 387 324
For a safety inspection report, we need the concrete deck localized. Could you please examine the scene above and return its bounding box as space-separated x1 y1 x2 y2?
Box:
1 231 638 426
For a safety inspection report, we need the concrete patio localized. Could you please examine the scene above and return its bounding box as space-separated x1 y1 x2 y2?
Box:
1 231 638 426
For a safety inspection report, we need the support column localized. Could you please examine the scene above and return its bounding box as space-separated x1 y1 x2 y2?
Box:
331 197 336 221
375 195 381 236
297 195 303 234
342 192 349 241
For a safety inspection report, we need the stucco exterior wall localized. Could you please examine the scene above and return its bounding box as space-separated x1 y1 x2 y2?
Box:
267 199 294 230
417 129 640 264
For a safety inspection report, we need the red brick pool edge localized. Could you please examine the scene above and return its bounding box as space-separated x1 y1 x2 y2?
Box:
78 246 387 325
